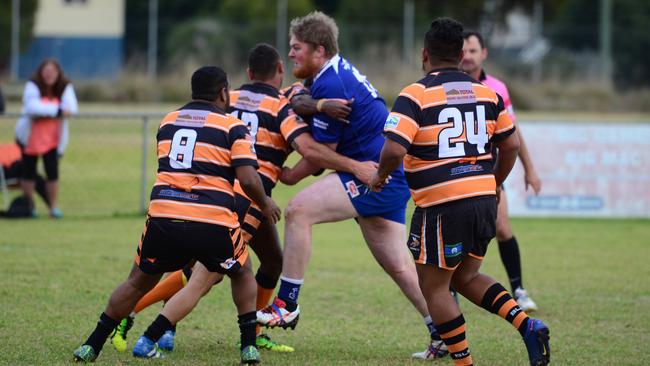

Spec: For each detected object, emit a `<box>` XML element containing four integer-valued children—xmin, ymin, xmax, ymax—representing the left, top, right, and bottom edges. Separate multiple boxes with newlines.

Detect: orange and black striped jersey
<box><xmin>229</xmin><ymin>83</ymin><xmax>310</xmax><ymax>194</ymax></box>
<box><xmin>148</xmin><ymin>101</ymin><xmax>258</xmax><ymax>228</ymax></box>
<box><xmin>280</xmin><ymin>81</ymin><xmax>308</xmax><ymax>100</ymax></box>
<box><xmin>384</xmin><ymin>68</ymin><xmax>515</xmax><ymax>208</ymax></box>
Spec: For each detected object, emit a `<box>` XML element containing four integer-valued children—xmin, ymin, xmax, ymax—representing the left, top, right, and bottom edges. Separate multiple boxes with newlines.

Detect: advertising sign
<box><xmin>504</xmin><ymin>122</ymin><xmax>650</xmax><ymax>218</ymax></box>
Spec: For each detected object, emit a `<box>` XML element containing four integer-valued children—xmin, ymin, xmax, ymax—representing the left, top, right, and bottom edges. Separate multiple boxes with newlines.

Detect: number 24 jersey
<box><xmin>384</xmin><ymin>68</ymin><xmax>515</xmax><ymax>208</ymax></box>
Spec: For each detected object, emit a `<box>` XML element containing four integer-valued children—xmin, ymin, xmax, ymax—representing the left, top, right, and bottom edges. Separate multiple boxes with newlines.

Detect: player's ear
<box><xmin>277</xmin><ymin>60</ymin><xmax>284</xmax><ymax>76</ymax></box>
<box><xmin>421</xmin><ymin>48</ymin><xmax>429</xmax><ymax>65</ymax></box>
<box><xmin>482</xmin><ymin>47</ymin><xmax>488</xmax><ymax>61</ymax></box>
<box><xmin>246</xmin><ymin>68</ymin><xmax>254</xmax><ymax>81</ymax></box>
<box><xmin>316</xmin><ymin>44</ymin><xmax>326</xmax><ymax>58</ymax></box>
<box><xmin>220</xmin><ymin>86</ymin><xmax>229</xmax><ymax>105</ymax></box>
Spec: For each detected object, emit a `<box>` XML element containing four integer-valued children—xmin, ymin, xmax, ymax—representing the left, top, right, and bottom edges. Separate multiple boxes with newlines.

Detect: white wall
<box><xmin>34</xmin><ymin>0</ymin><xmax>125</xmax><ymax>37</ymax></box>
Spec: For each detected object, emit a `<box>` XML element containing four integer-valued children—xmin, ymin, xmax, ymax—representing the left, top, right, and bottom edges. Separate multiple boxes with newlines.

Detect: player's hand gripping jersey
<box><xmin>305</xmin><ymin>55</ymin><xmax>411</xmax><ymax>222</ymax></box>
<box><xmin>384</xmin><ymin>68</ymin><xmax>516</xmax><ymax>208</ymax></box>
<box><xmin>147</xmin><ymin>101</ymin><xmax>258</xmax><ymax>228</ymax></box>
<box><xmin>306</xmin><ymin>55</ymin><xmax>390</xmax><ymax>163</ymax></box>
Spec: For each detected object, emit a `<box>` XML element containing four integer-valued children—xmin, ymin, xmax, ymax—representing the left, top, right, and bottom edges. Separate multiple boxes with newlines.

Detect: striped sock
<box><xmin>437</xmin><ymin>314</ymin><xmax>473</xmax><ymax>366</ymax></box>
<box><xmin>480</xmin><ymin>283</ymin><xmax>530</xmax><ymax>336</ymax></box>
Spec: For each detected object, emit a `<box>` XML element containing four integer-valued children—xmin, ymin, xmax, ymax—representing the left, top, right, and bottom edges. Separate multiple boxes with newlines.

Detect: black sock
<box><xmin>498</xmin><ymin>236</ymin><xmax>523</xmax><ymax>292</ymax></box>
<box><xmin>278</xmin><ymin>296</ymin><xmax>298</xmax><ymax>312</ymax></box>
<box><xmin>255</xmin><ymin>270</ymin><xmax>278</xmax><ymax>290</ymax></box>
<box><xmin>84</xmin><ymin>312</ymin><xmax>119</xmax><ymax>354</ymax></box>
<box><xmin>238</xmin><ymin>312</ymin><xmax>257</xmax><ymax>350</ymax></box>
<box><xmin>143</xmin><ymin>314</ymin><xmax>173</xmax><ymax>342</ymax></box>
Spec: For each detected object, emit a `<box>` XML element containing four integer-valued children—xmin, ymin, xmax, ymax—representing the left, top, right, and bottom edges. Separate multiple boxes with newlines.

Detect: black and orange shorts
<box><xmin>135</xmin><ymin>217</ymin><xmax>248</xmax><ymax>275</ymax></box>
<box><xmin>234</xmin><ymin>192</ymin><xmax>263</xmax><ymax>244</ymax></box>
<box><xmin>407</xmin><ymin>196</ymin><xmax>497</xmax><ymax>270</ymax></box>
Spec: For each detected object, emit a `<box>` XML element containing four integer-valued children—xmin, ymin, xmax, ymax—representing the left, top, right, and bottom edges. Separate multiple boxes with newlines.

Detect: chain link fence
<box><xmin>0</xmin><ymin>112</ymin><xmax>163</xmax><ymax>217</ymax></box>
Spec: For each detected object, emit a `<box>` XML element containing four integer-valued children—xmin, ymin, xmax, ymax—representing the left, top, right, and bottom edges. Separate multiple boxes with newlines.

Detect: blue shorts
<box><xmin>337</xmin><ymin>172</ymin><xmax>410</xmax><ymax>224</ymax></box>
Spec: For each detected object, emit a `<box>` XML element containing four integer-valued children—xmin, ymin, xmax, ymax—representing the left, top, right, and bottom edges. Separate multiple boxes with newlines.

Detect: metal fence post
<box><xmin>140</xmin><ymin>116</ymin><xmax>150</xmax><ymax>214</ymax></box>
<box><xmin>0</xmin><ymin>166</ymin><xmax>8</xmax><ymax>210</ymax></box>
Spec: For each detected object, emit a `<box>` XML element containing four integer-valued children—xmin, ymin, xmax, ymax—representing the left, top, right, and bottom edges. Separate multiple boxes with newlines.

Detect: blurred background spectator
<box><xmin>15</xmin><ymin>58</ymin><xmax>77</xmax><ymax>218</ymax></box>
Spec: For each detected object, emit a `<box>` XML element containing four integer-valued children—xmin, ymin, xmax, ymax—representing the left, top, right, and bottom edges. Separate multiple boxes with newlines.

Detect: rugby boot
<box><xmin>256</xmin><ymin>297</ymin><xmax>300</xmax><ymax>330</ymax></box>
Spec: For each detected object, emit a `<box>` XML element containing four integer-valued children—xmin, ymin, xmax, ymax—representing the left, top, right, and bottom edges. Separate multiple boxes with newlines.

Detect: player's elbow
<box><xmin>238</xmin><ymin>176</ymin><xmax>258</xmax><ymax>193</ymax></box>
<box><xmin>297</xmin><ymin>143</ymin><xmax>319</xmax><ymax>163</ymax></box>
<box><xmin>235</xmin><ymin>166</ymin><xmax>259</xmax><ymax>191</ymax></box>
<box><xmin>497</xmin><ymin>133</ymin><xmax>520</xmax><ymax>154</ymax></box>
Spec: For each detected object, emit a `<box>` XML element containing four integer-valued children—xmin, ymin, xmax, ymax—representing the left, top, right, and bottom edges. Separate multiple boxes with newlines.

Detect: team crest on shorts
<box><xmin>345</xmin><ymin>180</ymin><xmax>360</xmax><ymax>198</ymax></box>
<box><xmin>444</xmin><ymin>242</ymin><xmax>463</xmax><ymax>257</ymax></box>
<box><xmin>408</xmin><ymin>234</ymin><xmax>421</xmax><ymax>250</ymax></box>
<box><xmin>220</xmin><ymin>258</ymin><xmax>238</xmax><ymax>270</ymax></box>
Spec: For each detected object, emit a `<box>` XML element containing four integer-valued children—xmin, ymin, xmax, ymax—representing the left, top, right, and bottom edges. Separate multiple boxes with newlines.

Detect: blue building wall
<box><xmin>19</xmin><ymin>37</ymin><xmax>123</xmax><ymax>80</ymax></box>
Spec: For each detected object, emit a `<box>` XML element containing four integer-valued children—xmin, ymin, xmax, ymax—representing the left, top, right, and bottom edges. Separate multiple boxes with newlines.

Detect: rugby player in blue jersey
<box><xmin>257</xmin><ymin>11</ymin><xmax>447</xmax><ymax>359</ymax></box>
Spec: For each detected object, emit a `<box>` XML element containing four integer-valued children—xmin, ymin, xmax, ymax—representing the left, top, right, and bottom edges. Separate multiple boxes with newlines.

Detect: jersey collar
<box><xmin>314</xmin><ymin>54</ymin><xmax>341</xmax><ymax>82</ymax></box>
<box><xmin>479</xmin><ymin>69</ymin><xmax>487</xmax><ymax>81</ymax></box>
<box><xmin>181</xmin><ymin>100</ymin><xmax>225</xmax><ymax>114</ymax></box>
<box><xmin>240</xmin><ymin>82</ymin><xmax>280</xmax><ymax>98</ymax></box>
<box><xmin>428</xmin><ymin>67</ymin><xmax>460</xmax><ymax>75</ymax></box>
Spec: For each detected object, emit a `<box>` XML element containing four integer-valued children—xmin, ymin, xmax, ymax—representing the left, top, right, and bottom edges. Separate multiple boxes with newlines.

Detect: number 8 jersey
<box><xmin>148</xmin><ymin>101</ymin><xmax>258</xmax><ymax>228</ymax></box>
<box><xmin>384</xmin><ymin>68</ymin><xmax>515</xmax><ymax>208</ymax></box>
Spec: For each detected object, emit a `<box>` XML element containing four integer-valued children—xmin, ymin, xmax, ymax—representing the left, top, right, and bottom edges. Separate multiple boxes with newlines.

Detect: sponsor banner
<box><xmin>504</xmin><ymin>122</ymin><xmax>650</xmax><ymax>218</ymax></box>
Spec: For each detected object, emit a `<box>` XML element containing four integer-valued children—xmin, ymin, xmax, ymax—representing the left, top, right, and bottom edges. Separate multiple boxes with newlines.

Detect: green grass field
<box><xmin>1</xmin><ymin>110</ymin><xmax>649</xmax><ymax>365</ymax></box>
<box><xmin>1</xmin><ymin>201</ymin><xmax>649</xmax><ymax>365</ymax></box>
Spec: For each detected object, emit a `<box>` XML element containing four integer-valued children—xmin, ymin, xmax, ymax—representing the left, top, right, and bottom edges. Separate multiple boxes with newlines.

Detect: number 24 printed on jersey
<box><xmin>438</xmin><ymin>105</ymin><xmax>489</xmax><ymax>158</ymax></box>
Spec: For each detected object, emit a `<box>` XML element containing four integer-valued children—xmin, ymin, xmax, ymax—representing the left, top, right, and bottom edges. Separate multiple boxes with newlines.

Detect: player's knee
<box><xmin>450</xmin><ymin>271</ymin><xmax>477</xmax><ymax>291</ymax></box>
<box><xmin>495</xmin><ymin>217</ymin><xmax>512</xmax><ymax>239</ymax></box>
<box><xmin>495</xmin><ymin>225</ymin><xmax>512</xmax><ymax>241</ymax></box>
<box><xmin>284</xmin><ymin>198</ymin><xmax>311</xmax><ymax>223</ymax></box>
<box><xmin>382</xmin><ymin>259</ymin><xmax>412</xmax><ymax>278</ymax></box>
<box><xmin>125</xmin><ymin>269</ymin><xmax>159</xmax><ymax>295</ymax></box>
<box><xmin>259</xmin><ymin>260</ymin><xmax>282</xmax><ymax>281</ymax></box>
<box><xmin>187</xmin><ymin>275</ymin><xmax>219</xmax><ymax>296</ymax></box>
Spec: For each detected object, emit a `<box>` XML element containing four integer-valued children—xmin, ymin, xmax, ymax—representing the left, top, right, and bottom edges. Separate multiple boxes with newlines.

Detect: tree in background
<box><xmin>0</xmin><ymin>0</ymin><xmax>38</xmax><ymax>72</ymax></box>
<box><xmin>125</xmin><ymin>0</ymin><xmax>313</xmax><ymax>73</ymax></box>
<box><xmin>124</xmin><ymin>0</ymin><xmax>222</xmax><ymax>70</ymax></box>
<box><xmin>164</xmin><ymin>0</ymin><xmax>312</xmax><ymax>71</ymax></box>
<box><xmin>551</xmin><ymin>0</ymin><xmax>650</xmax><ymax>88</ymax></box>
<box><xmin>121</xmin><ymin>0</ymin><xmax>649</xmax><ymax>89</ymax></box>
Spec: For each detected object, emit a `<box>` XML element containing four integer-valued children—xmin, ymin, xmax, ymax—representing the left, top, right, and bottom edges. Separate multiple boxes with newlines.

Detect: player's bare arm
<box><xmin>370</xmin><ymin>139</ymin><xmax>406</xmax><ymax>192</ymax></box>
<box><xmin>279</xmin><ymin>157</ymin><xmax>320</xmax><ymax>185</ymax></box>
<box><xmin>235</xmin><ymin>165</ymin><xmax>281</xmax><ymax>223</ymax></box>
<box><xmin>291</xmin><ymin>93</ymin><xmax>353</xmax><ymax>123</ymax></box>
<box><xmin>513</xmin><ymin>126</ymin><xmax>541</xmax><ymax>194</ymax></box>
<box><xmin>493</xmin><ymin>132</ymin><xmax>520</xmax><ymax>189</ymax></box>
<box><xmin>289</xmin><ymin>134</ymin><xmax>378</xmax><ymax>185</ymax></box>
